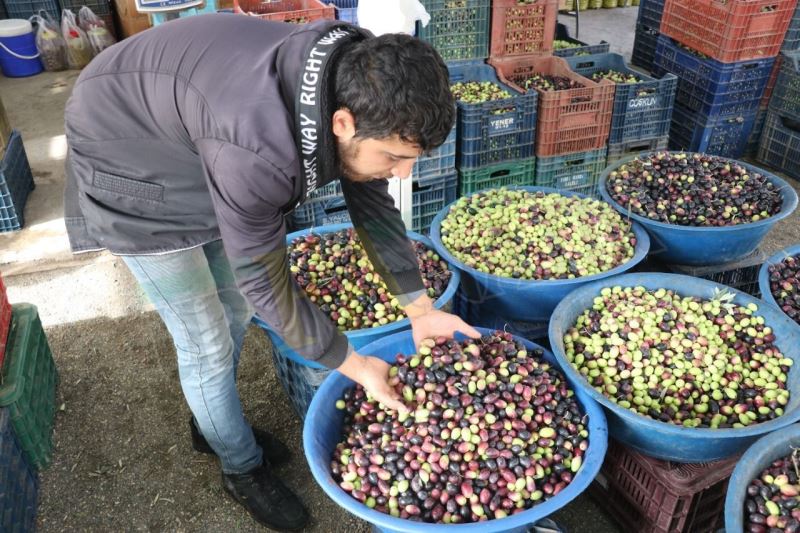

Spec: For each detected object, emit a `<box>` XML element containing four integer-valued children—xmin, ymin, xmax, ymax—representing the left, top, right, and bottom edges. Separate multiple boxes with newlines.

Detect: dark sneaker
<box><xmin>190</xmin><ymin>417</ymin><xmax>291</xmax><ymax>466</ymax></box>
<box><xmin>222</xmin><ymin>464</ymin><xmax>309</xmax><ymax>531</ymax></box>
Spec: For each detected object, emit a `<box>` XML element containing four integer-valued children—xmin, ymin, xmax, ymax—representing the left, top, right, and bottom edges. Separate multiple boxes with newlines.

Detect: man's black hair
<box><xmin>333</xmin><ymin>33</ymin><xmax>455</xmax><ymax>152</ymax></box>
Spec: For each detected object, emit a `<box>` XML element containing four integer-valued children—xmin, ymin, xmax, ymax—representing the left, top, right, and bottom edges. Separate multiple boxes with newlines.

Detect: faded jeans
<box><xmin>121</xmin><ymin>240</ymin><xmax>261</xmax><ymax>474</ymax></box>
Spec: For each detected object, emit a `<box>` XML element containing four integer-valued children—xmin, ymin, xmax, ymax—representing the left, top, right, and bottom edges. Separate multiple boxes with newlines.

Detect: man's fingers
<box><xmin>457</xmin><ymin>320</ymin><xmax>482</xmax><ymax>339</ymax></box>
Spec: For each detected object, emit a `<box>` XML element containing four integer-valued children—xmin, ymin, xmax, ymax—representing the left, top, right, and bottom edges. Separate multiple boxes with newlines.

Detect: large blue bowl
<box><xmin>599</xmin><ymin>152</ymin><xmax>798</xmax><ymax>266</ymax></box>
<box><xmin>758</xmin><ymin>243</ymin><xmax>800</xmax><ymax>322</ymax></box>
<box><xmin>725</xmin><ymin>424</ymin><xmax>800</xmax><ymax>533</ymax></box>
<box><xmin>303</xmin><ymin>327</ymin><xmax>608</xmax><ymax>533</ymax></box>
<box><xmin>253</xmin><ymin>223</ymin><xmax>461</xmax><ymax>369</ymax></box>
<box><xmin>548</xmin><ymin>272</ymin><xmax>800</xmax><ymax>463</ymax></box>
<box><xmin>429</xmin><ymin>186</ymin><xmax>650</xmax><ymax>322</ymax></box>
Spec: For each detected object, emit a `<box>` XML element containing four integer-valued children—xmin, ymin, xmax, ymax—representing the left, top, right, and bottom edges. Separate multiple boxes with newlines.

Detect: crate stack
<box><xmin>650</xmin><ymin>0</ymin><xmax>797</xmax><ymax>159</ymax></box>
<box><xmin>0</xmin><ymin>97</ymin><xmax>35</xmax><ymax>234</ymax></box>
<box><xmin>233</xmin><ymin>0</ymin><xmax>335</xmax><ymax>22</ymax></box>
<box><xmin>757</xmin><ymin>50</ymin><xmax>800</xmax><ymax>181</ymax></box>
<box><xmin>0</xmin><ymin>274</ymin><xmax>58</xmax><ymax>531</ymax></box>
<box><xmin>1</xmin><ymin>0</ymin><xmax>60</xmax><ymax>19</ymax></box>
<box><xmin>565</xmin><ymin>53</ymin><xmax>676</xmax><ymax>165</ymax></box>
<box><xmin>589</xmin><ymin>439</ymin><xmax>739</xmax><ymax>533</ymax></box>
<box><xmin>488</xmin><ymin>53</ymin><xmax>613</xmax><ymax>196</ymax></box>
<box><xmin>327</xmin><ymin>0</ymin><xmax>356</xmax><ymax>24</ymax></box>
<box><xmin>631</xmin><ymin>0</ymin><xmax>664</xmax><ymax>73</ymax></box>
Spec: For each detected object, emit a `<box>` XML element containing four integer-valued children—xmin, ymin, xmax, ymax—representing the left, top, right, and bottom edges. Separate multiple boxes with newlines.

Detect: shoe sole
<box><xmin>222</xmin><ymin>483</ymin><xmax>308</xmax><ymax>532</ymax></box>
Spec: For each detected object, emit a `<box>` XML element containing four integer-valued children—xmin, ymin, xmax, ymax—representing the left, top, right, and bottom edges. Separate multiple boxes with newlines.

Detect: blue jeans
<box><xmin>121</xmin><ymin>240</ymin><xmax>261</xmax><ymax>474</ymax></box>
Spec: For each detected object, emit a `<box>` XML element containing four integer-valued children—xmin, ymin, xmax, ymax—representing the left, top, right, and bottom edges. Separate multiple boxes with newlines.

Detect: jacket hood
<box><xmin>275</xmin><ymin>21</ymin><xmax>373</xmax><ymax>206</ymax></box>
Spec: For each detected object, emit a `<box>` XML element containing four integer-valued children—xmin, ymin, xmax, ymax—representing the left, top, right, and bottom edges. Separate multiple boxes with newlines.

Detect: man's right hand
<box><xmin>337</xmin><ymin>352</ymin><xmax>409</xmax><ymax>414</ymax></box>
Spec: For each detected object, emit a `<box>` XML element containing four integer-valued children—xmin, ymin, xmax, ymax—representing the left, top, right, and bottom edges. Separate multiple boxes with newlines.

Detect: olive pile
<box><xmin>606</xmin><ymin>152</ymin><xmax>783</xmax><ymax>227</ymax></box>
<box><xmin>439</xmin><ymin>188</ymin><xmax>637</xmax><ymax>280</ymax></box>
<box><xmin>553</xmin><ymin>40</ymin><xmax>580</xmax><ymax>50</ymax></box>
<box><xmin>331</xmin><ymin>331</ymin><xmax>590</xmax><ymax>524</ymax></box>
<box><xmin>564</xmin><ymin>286</ymin><xmax>792</xmax><ymax>428</ymax></box>
<box><xmin>590</xmin><ymin>69</ymin><xmax>641</xmax><ymax>84</ymax></box>
<box><xmin>521</xmin><ymin>74</ymin><xmax>584</xmax><ymax>92</ymax></box>
<box><xmin>744</xmin><ymin>450</ymin><xmax>800</xmax><ymax>532</ymax></box>
<box><xmin>288</xmin><ymin>229</ymin><xmax>451</xmax><ymax>331</ymax></box>
<box><xmin>450</xmin><ymin>81</ymin><xmax>515</xmax><ymax>116</ymax></box>
<box><xmin>768</xmin><ymin>254</ymin><xmax>800</xmax><ymax>325</ymax></box>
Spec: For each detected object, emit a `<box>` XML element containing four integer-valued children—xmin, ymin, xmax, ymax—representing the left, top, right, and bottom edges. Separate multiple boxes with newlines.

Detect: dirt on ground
<box><xmin>36</xmin><ymin>312</ymin><xmax>619</xmax><ymax>533</ymax></box>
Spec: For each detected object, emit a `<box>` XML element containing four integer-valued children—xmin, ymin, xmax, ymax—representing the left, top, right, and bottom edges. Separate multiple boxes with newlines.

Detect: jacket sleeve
<box><xmin>200</xmin><ymin>141</ymin><xmax>351</xmax><ymax>369</ymax></box>
<box><xmin>340</xmin><ymin>177</ymin><xmax>426</xmax><ymax>306</ymax></box>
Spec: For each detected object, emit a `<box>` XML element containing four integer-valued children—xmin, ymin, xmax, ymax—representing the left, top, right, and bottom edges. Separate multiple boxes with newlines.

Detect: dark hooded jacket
<box><xmin>63</xmin><ymin>14</ymin><xmax>425</xmax><ymax>368</ymax></box>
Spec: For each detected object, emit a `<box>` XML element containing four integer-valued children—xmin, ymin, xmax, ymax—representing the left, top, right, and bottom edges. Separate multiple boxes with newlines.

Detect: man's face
<box><xmin>337</xmin><ymin>135</ymin><xmax>422</xmax><ymax>183</ymax></box>
<box><xmin>332</xmin><ymin>108</ymin><xmax>423</xmax><ymax>182</ymax></box>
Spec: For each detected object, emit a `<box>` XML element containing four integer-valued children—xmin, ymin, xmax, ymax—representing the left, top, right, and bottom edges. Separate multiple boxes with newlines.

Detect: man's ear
<box><xmin>332</xmin><ymin>108</ymin><xmax>357</xmax><ymax>141</ymax></box>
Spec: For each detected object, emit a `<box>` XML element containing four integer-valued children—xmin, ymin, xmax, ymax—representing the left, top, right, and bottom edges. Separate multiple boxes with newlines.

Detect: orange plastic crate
<box><xmin>659</xmin><ymin>0</ymin><xmax>798</xmax><ymax>63</ymax></box>
<box><xmin>489</xmin><ymin>0</ymin><xmax>558</xmax><ymax>59</ymax></box>
<box><xmin>234</xmin><ymin>0</ymin><xmax>335</xmax><ymax>22</ymax></box>
<box><xmin>490</xmin><ymin>55</ymin><xmax>613</xmax><ymax>157</ymax></box>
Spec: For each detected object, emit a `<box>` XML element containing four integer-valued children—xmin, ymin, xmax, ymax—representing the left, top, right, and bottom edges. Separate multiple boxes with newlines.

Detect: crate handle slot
<box><xmin>564</xmin><ymin>158</ymin><xmax>586</xmax><ymax>167</ymax></box>
<box><xmin>626</xmin><ymin>141</ymin><xmax>657</xmax><ymax>152</ymax></box>
<box><xmin>574</xmin><ymin>61</ymin><xmax>597</xmax><ymax>70</ymax></box>
<box><xmin>780</xmin><ymin>115</ymin><xmax>800</xmax><ymax>134</ymax></box>
<box><xmin>741</xmin><ymin>62</ymin><xmax>762</xmax><ymax>71</ymax></box>
<box><xmin>489</xmin><ymin>168</ymin><xmax>512</xmax><ymax>179</ymax></box>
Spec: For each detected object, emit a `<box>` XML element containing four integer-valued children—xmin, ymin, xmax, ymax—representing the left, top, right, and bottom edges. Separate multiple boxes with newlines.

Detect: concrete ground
<box><xmin>0</xmin><ymin>7</ymin><xmax>795</xmax><ymax>532</ymax></box>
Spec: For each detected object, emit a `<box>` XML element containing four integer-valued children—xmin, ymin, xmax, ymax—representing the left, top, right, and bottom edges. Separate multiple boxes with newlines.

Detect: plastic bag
<box><xmin>357</xmin><ymin>0</ymin><xmax>429</xmax><ymax>36</ymax></box>
<box><xmin>31</xmin><ymin>14</ymin><xmax>68</xmax><ymax>71</ymax></box>
<box><xmin>61</xmin><ymin>9</ymin><xmax>93</xmax><ymax>69</ymax></box>
<box><xmin>78</xmin><ymin>6</ymin><xmax>116</xmax><ymax>55</ymax></box>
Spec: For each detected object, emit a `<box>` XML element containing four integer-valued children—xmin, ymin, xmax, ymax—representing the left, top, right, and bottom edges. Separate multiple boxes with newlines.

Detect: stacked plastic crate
<box><xmin>327</xmin><ymin>0</ymin><xmax>357</xmax><ymax>24</ymax></box>
<box><xmin>0</xmin><ymin>96</ymin><xmax>35</xmax><ymax>233</ymax></box>
<box><xmin>651</xmin><ymin>0</ymin><xmax>797</xmax><ymax>159</ymax></box>
<box><xmin>630</xmin><ymin>0</ymin><xmax>664</xmax><ymax>73</ymax></box>
<box><xmin>2</xmin><ymin>0</ymin><xmax>60</xmax><ymax>19</ymax></box>
<box><xmin>0</xmin><ymin>275</ymin><xmax>58</xmax><ymax>530</ymax></box>
<box><xmin>489</xmin><ymin>53</ymin><xmax>613</xmax><ymax>196</ymax></box>
<box><xmin>565</xmin><ymin>52</ymin><xmax>676</xmax><ymax>165</ymax></box>
<box><xmin>757</xmin><ymin>49</ymin><xmax>800</xmax><ymax>181</ymax></box>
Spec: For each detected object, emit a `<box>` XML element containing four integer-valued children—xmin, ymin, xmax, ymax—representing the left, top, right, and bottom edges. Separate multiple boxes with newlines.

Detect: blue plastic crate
<box><xmin>448</xmin><ymin>61</ymin><xmax>537</xmax><ymax>169</ymax></box>
<box><xmin>631</xmin><ymin>24</ymin><xmax>659</xmax><ymax>74</ymax></box>
<box><xmin>0</xmin><ymin>2</ymin><xmax>7</xmax><ymax>18</ymax></box>
<box><xmin>289</xmin><ymin>181</ymin><xmax>350</xmax><ymax>230</ymax></box>
<box><xmin>653</xmin><ymin>35</ymin><xmax>774</xmax><ymax>121</ymax></box>
<box><xmin>769</xmin><ymin>51</ymin><xmax>800</xmax><ymax>122</ymax></box>
<box><xmin>533</xmin><ymin>148</ymin><xmax>606</xmax><ymax>196</ymax></box>
<box><xmin>412</xmin><ymin>171</ymin><xmax>456</xmax><ymax>234</ymax></box>
<box><xmin>566</xmin><ymin>52</ymin><xmax>677</xmax><ymax>144</ymax></box>
<box><xmin>2</xmin><ymin>0</ymin><xmax>59</xmax><ymax>19</ymax></box>
<box><xmin>327</xmin><ymin>0</ymin><xmax>355</xmax><ymax>6</ymax></box>
<box><xmin>0</xmin><ymin>131</ymin><xmax>34</xmax><ymax>233</ymax></box>
<box><xmin>669</xmin><ymin>103</ymin><xmax>758</xmax><ymax>159</ymax></box>
<box><xmin>0</xmin><ymin>408</ymin><xmax>38</xmax><ymax>533</ymax></box>
<box><xmin>335</xmin><ymin>6</ymin><xmax>357</xmax><ymax>23</ymax></box>
<box><xmin>269</xmin><ymin>343</ymin><xmax>330</xmax><ymax>419</ymax></box>
<box><xmin>636</xmin><ymin>0</ymin><xmax>665</xmax><ymax>30</ymax></box>
<box><xmin>452</xmin><ymin>288</ymin><xmax>548</xmax><ymax>343</ymax></box>
<box><xmin>782</xmin><ymin>2</ymin><xmax>800</xmax><ymax>52</ymax></box>
<box><xmin>412</xmin><ymin>123</ymin><xmax>455</xmax><ymax>180</ymax></box>
<box><xmin>756</xmin><ymin>110</ymin><xmax>800</xmax><ymax>181</ymax></box>
<box><xmin>417</xmin><ymin>0</ymin><xmax>490</xmax><ymax>63</ymax></box>
<box><xmin>606</xmin><ymin>135</ymin><xmax>668</xmax><ymax>166</ymax></box>
<box><xmin>745</xmin><ymin>105</ymin><xmax>769</xmax><ymax>157</ymax></box>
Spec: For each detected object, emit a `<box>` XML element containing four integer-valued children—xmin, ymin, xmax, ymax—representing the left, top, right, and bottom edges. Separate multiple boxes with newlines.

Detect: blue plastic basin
<box><xmin>429</xmin><ymin>186</ymin><xmax>651</xmax><ymax>322</ymax></box>
<box><xmin>725</xmin><ymin>423</ymin><xmax>800</xmax><ymax>533</ymax></box>
<box><xmin>599</xmin><ymin>152</ymin><xmax>799</xmax><ymax>266</ymax></box>
<box><xmin>758</xmin><ymin>243</ymin><xmax>800</xmax><ymax>322</ymax></box>
<box><xmin>303</xmin><ymin>327</ymin><xmax>608</xmax><ymax>533</ymax></box>
<box><xmin>252</xmin><ymin>223</ymin><xmax>461</xmax><ymax>369</ymax></box>
<box><xmin>548</xmin><ymin>272</ymin><xmax>800</xmax><ymax>463</ymax></box>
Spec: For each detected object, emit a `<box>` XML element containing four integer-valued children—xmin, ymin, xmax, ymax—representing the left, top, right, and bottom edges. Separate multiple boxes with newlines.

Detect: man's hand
<box><xmin>410</xmin><ymin>308</ymin><xmax>481</xmax><ymax>349</ymax></box>
<box><xmin>337</xmin><ymin>352</ymin><xmax>409</xmax><ymax>414</ymax></box>
<box><xmin>404</xmin><ymin>293</ymin><xmax>481</xmax><ymax>349</ymax></box>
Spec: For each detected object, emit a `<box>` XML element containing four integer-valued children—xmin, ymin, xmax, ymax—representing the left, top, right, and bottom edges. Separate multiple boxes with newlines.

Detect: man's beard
<box><xmin>337</xmin><ymin>139</ymin><xmax>389</xmax><ymax>182</ymax></box>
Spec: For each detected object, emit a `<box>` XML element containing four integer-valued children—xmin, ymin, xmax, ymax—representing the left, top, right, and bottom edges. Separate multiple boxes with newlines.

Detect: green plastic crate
<box><xmin>416</xmin><ymin>0</ymin><xmax>490</xmax><ymax>62</ymax></box>
<box><xmin>533</xmin><ymin>148</ymin><xmax>606</xmax><ymax>196</ymax></box>
<box><xmin>0</xmin><ymin>304</ymin><xmax>57</xmax><ymax>470</ymax></box>
<box><xmin>457</xmin><ymin>157</ymin><xmax>535</xmax><ymax>196</ymax></box>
